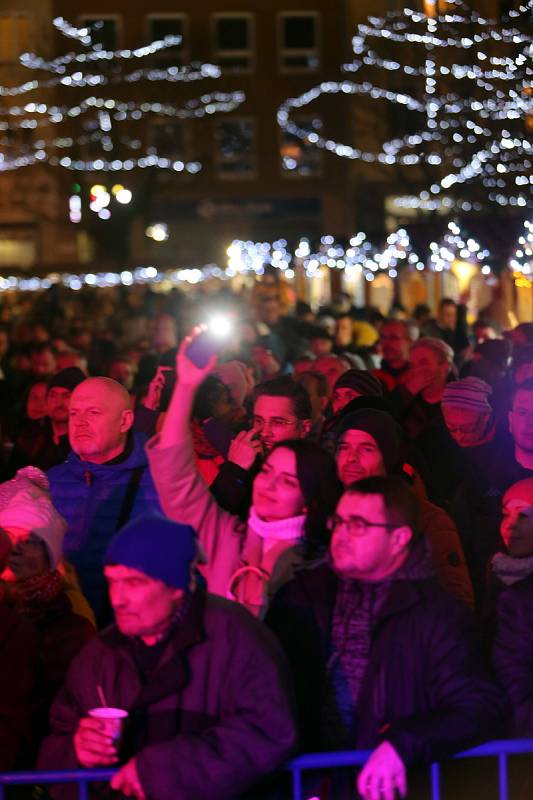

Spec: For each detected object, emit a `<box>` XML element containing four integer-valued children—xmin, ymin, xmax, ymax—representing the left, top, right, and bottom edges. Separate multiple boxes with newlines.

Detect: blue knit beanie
<box><xmin>104</xmin><ymin>514</ymin><xmax>197</xmax><ymax>589</ymax></box>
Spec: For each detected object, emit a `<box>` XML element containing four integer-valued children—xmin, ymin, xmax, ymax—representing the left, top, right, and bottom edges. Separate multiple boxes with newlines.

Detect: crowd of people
<box><xmin>0</xmin><ymin>274</ymin><xmax>532</xmax><ymax>799</ymax></box>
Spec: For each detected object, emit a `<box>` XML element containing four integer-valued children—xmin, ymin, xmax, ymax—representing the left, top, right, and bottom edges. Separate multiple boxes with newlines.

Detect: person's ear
<box><xmin>119</xmin><ymin>408</ymin><xmax>135</xmax><ymax>433</ymax></box>
<box><xmin>302</xmin><ymin>419</ymin><xmax>312</xmax><ymax>437</ymax></box>
<box><xmin>508</xmin><ymin>410</ymin><xmax>514</xmax><ymax>434</ymax></box>
<box><xmin>391</xmin><ymin>525</ymin><xmax>412</xmax><ymax>554</ymax></box>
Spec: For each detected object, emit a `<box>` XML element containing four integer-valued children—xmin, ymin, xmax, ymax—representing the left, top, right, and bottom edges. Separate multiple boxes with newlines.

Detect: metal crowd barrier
<box><xmin>1</xmin><ymin>740</ymin><xmax>533</xmax><ymax>800</ymax></box>
<box><xmin>288</xmin><ymin>740</ymin><xmax>533</xmax><ymax>800</ymax></box>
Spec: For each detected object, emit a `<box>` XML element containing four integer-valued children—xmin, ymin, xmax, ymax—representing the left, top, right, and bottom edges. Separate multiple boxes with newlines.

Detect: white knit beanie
<box><xmin>0</xmin><ymin>467</ymin><xmax>67</xmax><ymax>569</ymax></box>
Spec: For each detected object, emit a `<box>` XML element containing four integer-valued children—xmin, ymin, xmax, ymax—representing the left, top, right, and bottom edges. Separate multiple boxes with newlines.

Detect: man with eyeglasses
<box><xmin>334</xmin><ymin>409</ymin><xmax>473</xmax><ymax>607</ymax></box>
<box><xmin>209</xmin><ymin>375</ymin><xmax>312</xmax><ymax>516</ymax></box>
<box><xmin>266</xmin><ymin>475</ymin><xmax>502</xmax><ymax>800</ymax></box>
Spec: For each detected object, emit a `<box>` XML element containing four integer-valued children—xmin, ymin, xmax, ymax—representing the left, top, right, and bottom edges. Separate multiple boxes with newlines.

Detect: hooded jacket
<box><xmin>265</xmin><ymin>541</ymin><xmax>503</xmax><ymax>765</ymax></box>
<box><xmin>47</xmin><ymin>433</ymin><xmax>161</xmax><ymax>617</ymax></box>
<box><xmin>493</xmin><ymin>573</ymin><xmax>533</xmax><ymax>736</ymax></box>
<box><xmin>38</xmin><ymin>591</ymin><xmax>296</xmax><ymax>800</ymax></box>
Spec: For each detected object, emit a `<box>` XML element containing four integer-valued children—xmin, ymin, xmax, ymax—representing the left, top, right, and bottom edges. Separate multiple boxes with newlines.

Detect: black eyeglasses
<box><xmin>327</xmin><ymin>514</ymin><xmax>397</xmax><ymax>537</ymax></box>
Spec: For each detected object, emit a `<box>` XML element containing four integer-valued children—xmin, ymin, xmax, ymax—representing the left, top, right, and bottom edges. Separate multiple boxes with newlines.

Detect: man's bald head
<box><xmin>73</xmin><ymin>377</ymin><xmax>131</xmax><ymax>411</ymax></box>
<box><xmin>69</xmin><ymin>377</ymin><xmax>134</xmax><ymax>464</ymax></box>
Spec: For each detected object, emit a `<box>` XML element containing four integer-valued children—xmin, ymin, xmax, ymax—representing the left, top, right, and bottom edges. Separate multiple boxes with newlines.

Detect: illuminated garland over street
<box><xmin>227</xmin><ymin>229</ymin><xmax>425</xmax><ymax>282</ymax></box>
<box><xmin>278</xmin><ymin>1</ymin><xmax>532</xmax><ymax>208</ymax></box>
<box><xmin>428</xmin><ymin>220</ymin><xmax>491</xmax><ymax>273</ymax></box>
<box><xmin>0</xmin><ymin>222</ymin><xmax>503</xmax><ymax>292</ymax></box>
<box><xmin>509</xmin><ymin>219</ymin><xmax>533</xmax><ymax>278</ymax></box>
<box><xmin>0</xmin><ymin>17</ymin><xmax>244</xmax><ymax>172</ymax></box>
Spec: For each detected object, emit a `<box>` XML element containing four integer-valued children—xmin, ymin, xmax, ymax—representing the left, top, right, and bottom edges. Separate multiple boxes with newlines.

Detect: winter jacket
<box><xmin>0</xmin><ymin>601</ymin><xmax>38</xmax><ymax>769</ymax></box>
<box><xmin>38</xmin><ymin>591</ymin><xmax>297</xmax><ymax>800</ymax></box>
<box><xmin>265</xmin><ymin>550</ymin><xmax>503</xmax><ymax>766</ymax></box>
<box><xmin>452</xmin><ymin>436</ymin><xmax>532</xmax><ymax>607</ymax></box>
<box><xmin>47</xmin><ymin>433</ymin><xmax>161</xmax><ymax>618</ymax></box>
<box><xmin>493</xmin><ymin>573</ymin><xmax>533</xmax><ymax>736</ymax></box>
<box><xmin>419</xmin><ymin>498</ymin><xmax>474</xmax><ymax>607</ymax></box>
<box><xmin>146</xmin><ymin>435</ymin><xmax>307</xmax><ymax>616</ymax></box>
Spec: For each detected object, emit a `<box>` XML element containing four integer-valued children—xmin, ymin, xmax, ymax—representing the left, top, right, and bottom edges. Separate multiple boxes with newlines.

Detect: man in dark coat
<box><xmin>266</xmin><ymin>476</ymin><xmax>502</xmax><ymax>800</ymax></box>
<box><xmin>47</xmin><ymin>377</ymin><xmax>162</xmax><ymax>619</ymax></box>
<box><xmin>452</xmin><ymin>379</ymin><xmax>533</xmax><ymax>607</ymax></box>
<box><xmin>5</xmin><ymin>367</ymin><xmax>85</xmax><ymax>477</ymax></box>
<box><xmin>39</xmin><ymin>514</ymin><xmax>296</xmax><ymax>800</ymax></box>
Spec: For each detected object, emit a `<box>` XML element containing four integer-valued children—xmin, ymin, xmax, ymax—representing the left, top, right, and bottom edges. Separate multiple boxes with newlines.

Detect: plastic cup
<box><xmin>88</xmin><ymin>707</ymin><xmax>128</xmax><ymax>745</ymax></box>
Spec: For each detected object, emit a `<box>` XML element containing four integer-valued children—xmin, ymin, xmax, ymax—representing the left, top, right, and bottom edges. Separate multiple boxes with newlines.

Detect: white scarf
<box><xmin>247</xmin><ymin>506</ymin><xmax>306</xmax><ymax>541</ymax></box>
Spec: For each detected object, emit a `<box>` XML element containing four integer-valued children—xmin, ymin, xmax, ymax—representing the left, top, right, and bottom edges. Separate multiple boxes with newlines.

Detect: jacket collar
<box><xmin>65</xmin><ymin>432</ymin><xmax>149</xmax><ymax>475</ymax></box>
<box><xmin>100</xmin><ymin>590</ymin><xmax>206</xmax><ymax>710</ymax></box>
<box><xmin>298</xmin><ymin>542</ymin><xmax>434</xmax><ymax>630</ymax></box>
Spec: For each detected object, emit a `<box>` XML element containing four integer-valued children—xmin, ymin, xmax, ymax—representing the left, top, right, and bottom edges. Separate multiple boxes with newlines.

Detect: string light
<box><xmin>0</xmin><ymin>17</ymin><xmax>245</xmax><ymax>172</ymax></box>
<box><xmin>278</xmin><ymin>0</ymin><xmax>532</xmax><ymax>208</ymax></box>
<box><xmin>0</xmin><ymin>222</ymin><xmax>503</xmax><ymax>293</ymax></box>
<box><xmin>228</xmin><ymin>229</ymin><xmax>425</xmax><ymax>282</ymax></box>
<box><xmin>428</xmin><ymin>220</ymin><xmax>491</xmax><ymax>272</ymax></box>
<box><xmin>509</xmin><ymin>219</ymin><xmax>533</xmax><ymax>277</ymax></box>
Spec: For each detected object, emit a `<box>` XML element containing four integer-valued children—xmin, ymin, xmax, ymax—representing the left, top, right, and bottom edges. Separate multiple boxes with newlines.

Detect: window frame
<box><xmin>78</xmin><ymin>14</ymin><xmax>123</xmax><ymax>50</ymax></box>
<box><xmin>214</xmin><ymin>116</ymin><xmax>257</xmax><ymax>181</ymax></box>
<box><xmin>278</xmin><ymin>11</ymin><xmax>321</xmax><ymax>74</ymax></box>
<box><xmin>211</xmin><ymin>13</ymin><xmax>255</xmax><ymax>74</ymax></box>
<box><xmin>148</xmin><ymin>117</ymin><xmax>190</xmax><ymax>165</ymax></box>
<box><xmin>145</xmin><ymin>14</ymin><xmax>189</xmax><ymax>63</ymax></box>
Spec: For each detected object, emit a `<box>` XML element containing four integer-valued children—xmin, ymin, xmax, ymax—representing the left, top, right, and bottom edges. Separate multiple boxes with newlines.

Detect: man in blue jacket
<box><xmin>47</xmin><ymin>377</ymin><xmax>161</xmax><ymax>620</ymax></box>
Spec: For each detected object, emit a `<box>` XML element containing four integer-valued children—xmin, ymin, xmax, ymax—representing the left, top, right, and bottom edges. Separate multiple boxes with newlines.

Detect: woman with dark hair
<box><xmin>147</xmin><ymin>330</ymin><xmax>341</xmax><ymax>618</ymax></box>
<box><xmin>266</xmin><ymin>438</ymin><xmax>342</xmax><ymax>558</ymax></box>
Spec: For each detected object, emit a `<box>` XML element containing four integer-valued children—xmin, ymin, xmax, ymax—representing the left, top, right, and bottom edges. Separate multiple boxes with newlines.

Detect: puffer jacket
<box><xmin>146</xmin><ymin>434</ymin><xmax>307</xmax><ymax>618</ymax></box>
<box><xmin>266</xmin><ymin>549</ymin><xmax>504</xmax><ymax>764</ymax></box>
<box><xmin>47</xmin><ymin>433</ymin><xmax>161</xmax><ymax>618</ymax></box>
<box><xmin>38</xmin><ymin>591</ymin><xmax>297</xmax><ymax>800</ymax></box>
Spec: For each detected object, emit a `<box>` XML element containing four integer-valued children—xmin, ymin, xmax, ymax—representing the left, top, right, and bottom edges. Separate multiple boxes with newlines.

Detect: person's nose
<box><xmin>110</xmin><ymin>583</ymin><xmax>127</xmax><ymax>609</ymax></box>
<box><xmin>346</xmin><ymin>447</ymin><xmax>361</xmax><ymax>463</ymax></box>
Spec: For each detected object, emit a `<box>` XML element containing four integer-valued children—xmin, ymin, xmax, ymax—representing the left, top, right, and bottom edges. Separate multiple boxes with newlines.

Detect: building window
<box><xmin>0</xmin><ymin>14</ymin><xmax>32</xmax><ymax>62</ymax></box>
<box><xmin>215</xmin><ymin>119</ymin><xmax>255</xmax><ymax>178</ymax></box>
<box><xmin>279</xmin><ymin>13</ymin><xmax>320</xmax><ymax>72</ymax></box>
<box><xmin>79</xmin><ymin>17</ymin><xmax>120</xmax><ymax>50</ymax></box>
<box><xmin>213</xmin><ymin>14</ymin><xmax>254</xmax><ymax>72</ymax></box>
<box><xmin>149</xmin><ymin>120</ymin><xmax>188</xmax><ymax>163</ymax></box>
<box><xmin>146</xmin><ymin>15</ymin><xmax>188</xmax><ymax>62</ymax></box>
<box><xmin>281</xmin><ymin>117</ymin><xmax>322</xmax><ymax>177</ymax></box>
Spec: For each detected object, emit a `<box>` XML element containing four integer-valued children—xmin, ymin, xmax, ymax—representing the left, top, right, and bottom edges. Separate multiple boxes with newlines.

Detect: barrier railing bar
<box><xmin>291</xmin><ymin>766</ymin><xmax>303</xmax><ymax>800</ymax></box>
<box><xmin>430</xmin><ymin>762</ymin><xmax>441</xmax><ymax>800</ymax></box>
<box><xmin>498</xmin><ymin>753</ymin><xmax>508</xmax><ymax>800</ymax></box>
<box><xmin>0</xmin><ymin>770</ymin><xmax>116</xmax><ymax>785</ymax></box>
<box><xmin>1</xmin><ymin>742</ymin><xmax>533</xmax><ymax>799</ymax></box>
<box><xmin>452</xmin><ymin>739</ymin><xmax>533</xmax><ymax>758</ymax></box>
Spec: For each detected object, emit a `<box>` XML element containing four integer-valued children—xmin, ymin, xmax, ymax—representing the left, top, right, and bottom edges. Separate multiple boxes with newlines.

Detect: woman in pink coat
<box><xmin>147</xmin><ymin>329</ymin><xmax>341</xmax><ymax>618</ymax></box>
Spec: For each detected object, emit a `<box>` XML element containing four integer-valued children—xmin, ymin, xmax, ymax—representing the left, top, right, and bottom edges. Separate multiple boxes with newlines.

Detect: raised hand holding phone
<box><xmin>176</xmin><ymin>326</ymin><xmax>219</xmax><ymax>388</ymax></box>
<box><xmin>161</xmin><ymin>320</ymin><xmax>232</xmax><ymax>448</ymax></box>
